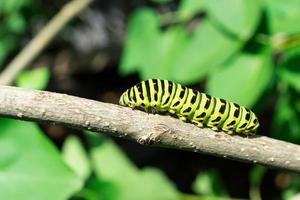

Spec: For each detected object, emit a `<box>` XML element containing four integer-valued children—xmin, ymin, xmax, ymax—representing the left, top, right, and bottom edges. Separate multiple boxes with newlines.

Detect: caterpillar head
<box><xmin>119</xmin><ymin>90</ymin><xmax>128</xmax><ymax>106</ymax></box>
<box><xmin>119</xmin><ymin>89</ymin><xmax>136</xmax><ymax>109</ymax></box>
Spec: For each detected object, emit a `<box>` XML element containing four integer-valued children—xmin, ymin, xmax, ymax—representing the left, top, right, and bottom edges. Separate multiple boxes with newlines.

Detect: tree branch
<box><xmin>0</xmin><ymin>0</ymin><xmax>94</xmax><ymax>85</ymax></box>
<box><xmin>0</xmin><ymin>85</ymin><xmax>300</xmax><ymax>173</ymax></box>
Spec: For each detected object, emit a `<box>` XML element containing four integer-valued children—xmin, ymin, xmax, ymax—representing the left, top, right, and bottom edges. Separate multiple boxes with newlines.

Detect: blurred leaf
<box><xmin>282</xmin><ymin>173</ymin><xmax>300</xmax><ymax>200</ymax></box>
<box><xmin>0</xmin><ymin>0</ymin><xmax>30</xmax><ymax>13</ymax></box>
<box><xmin>16</xmin><ymin>67</ymin><xmax>50</xmax><ymax>90</ymax></box>
<box><xmin>270</xmin><ymin>33</ymin><xmax>300</xmax><ymax>51</ymax></box>
<box><xmin>272</xmin><ymin>91</ymin><xmax>300</xmax><ymax>142</ymax></box>
<box><xmin>249</xmin><ymin>166</ymin><xmax>266</xmax><ymax>200</ymax></box>
<box><xmin>0</xmin><ymin>119</ymin><xmax>83</xmax><ymax>200</ymax></box>
<box><xmin>278</xmin><ymin>68</ymin><xmax>300</xmax><ymax>92</ymax></box>
<box><xmin>62</xmin><ymin>135</ymin><xmax>91</xmax><ymax>181</ymax></box>
<box><xmin>275</xmin><ymin>46</ymin><xmax>300</xmax><ymax>143</ymax></box>
<box><xmin>121</xmin><ymin>8</ymin><xmax>242</xmax><ymax>84</ymax></box>
<box><xmin>265</xmin><ymin>0</ymin><xmax>300</xmax><ymax>34</ymax></box>
<box><xmin>203</xmin><ymin>0</ymin><xmax>261</xmax><ymax>40</ymax></box>
<box><xmin>6</xmin><ymin>13</ymin><xmax>26</xmax><ymax>33</ymax></box>
<box><xmin>120</xmin><ymin>8</ymin><xmax>161</xmax><ymax>76</ymax></box>
<box><xmin>171</xmin><ymin>19</ymin><xmax>242</xmax><ymax>83</ymax></box>
<box><xmin>75</xmin><ymin>178</ymin><xmax>119</xmax><ymax>200</ymax></box>
<box><xmin>289</xmin><ymin>194</ymin><xmax>300</xmax><ymax>200</ymax></box>
<box><xmin>0</xmin><ymin>36</ymin><xmax>17</xmax><ymax>66</ymax></box>
<box><xmin>139</xmin><ymin>167</ymin><xmax>181</xmax><ymax>199</ymax></box>
<box><xmin>0</xmin><ymin>0</ymin><xmax>33</xmax><ymax>68</ymax></box>
<box><xmin>89</xmin><ymin>135</ymin><xmax>138</xmax><ymax>179</ymax></box>
<box><xmin>177</xmin><ymin>0</ymin><xmax>205</xmax><ymax>21</ymax></box>
<box><xmin>141</xmin><ymin>25</ymin><xmax>189</xmax><ymax>81</ymax></box>
<box><xmin>88</xmin><ymin>134</ymin><xmax>181</xmax><ymax>200</ymax></box>
<box><xmin>120</xmin><ymin>9</ymin><xmax>189</xmax><ymax>81</ymax></box>
<box><xmin>250</xmin><ymin>166</ymin><xmax>266</xmax><ymax>185</ymax></box>
<box><xmin>192</xmin><ymin>170</ymin><xmax>228</xmax><ymax>197</ymax></box>
<box><xmin>278</xmin><ymin>46</ymin><xmax>300</xmax><ymax>92</ymax></box>
<box><xmin>207</xmin><ymin>51</ymin><xmax>273</xmax><ymax>108</ymax></box>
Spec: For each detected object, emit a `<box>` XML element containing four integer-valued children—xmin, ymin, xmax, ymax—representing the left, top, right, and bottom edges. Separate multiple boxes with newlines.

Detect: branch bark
<box><xmin>0</xmin><ymin>0</ymin><xmax>94</xmax><ymax>85</ymax></box>
<box><xmin>0</xmin><ymin>85</ymin><xmax>300</xmax><ymax>173</ymax></box>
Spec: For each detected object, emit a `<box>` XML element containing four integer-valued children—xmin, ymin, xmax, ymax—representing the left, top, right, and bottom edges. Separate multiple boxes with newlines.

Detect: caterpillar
<box><xmin>119</xmin><ymin>79</ymin><xmax>259</xmax><ymax>136</ymax></box>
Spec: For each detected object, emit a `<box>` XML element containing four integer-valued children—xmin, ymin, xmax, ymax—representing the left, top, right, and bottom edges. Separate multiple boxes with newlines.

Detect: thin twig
<box><xmin>0</xmin><ymin>0</ymin><xmax>94</xmax><ymax>85</ymax></box>
<box><xmin>0</xmin><ymin>85</ymin><xmax>300</xmax><ymax>173</ymax></box>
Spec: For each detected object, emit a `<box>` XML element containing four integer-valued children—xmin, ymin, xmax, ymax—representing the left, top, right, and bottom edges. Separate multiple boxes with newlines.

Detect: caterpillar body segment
<box><xmin>119</xmin><ymin>79</ymin><xmax>259</xmax><ymax>136</ymax></box>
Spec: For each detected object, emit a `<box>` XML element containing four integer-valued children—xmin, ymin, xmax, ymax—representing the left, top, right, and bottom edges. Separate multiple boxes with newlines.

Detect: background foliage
<box><xmin>0</xmin><ymin>0</ymin><xmax>300</xmax><ymax>199</ymax></box>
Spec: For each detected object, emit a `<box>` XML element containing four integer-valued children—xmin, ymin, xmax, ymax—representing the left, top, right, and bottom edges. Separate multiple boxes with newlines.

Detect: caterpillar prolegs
<box><xmin>119</xmin><ymin>79</ymin><xmax>259</xmax><ymax>136</ymax></box>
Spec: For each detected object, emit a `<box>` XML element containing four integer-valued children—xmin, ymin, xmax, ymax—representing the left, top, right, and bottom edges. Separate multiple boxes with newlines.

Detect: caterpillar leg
<box><xmin>192</xmin><ymin>121</ymin><xmax>204</xmax><ymax>128</ymax></box>
<box><xmin>169</xmin><ymin>109</ymin><xmax>176</xmax><ymax>114</ymax></box>
<box><xmin>129</xmin><ymin>105</ymin><xmax>136</xmax><ymax>109</ymax></box>
<box><xmin>150</xmin><ymin>109</ymin><xmax>156</xmax><ymax>114</ymax></box>
<box><xmin>210</xmin><ymin>126</ymin><xmax>219</xmax><ymax>131</ymax></box>
<box><xmin>243</xmin><ymin>131</ymin><xmax>254</xmax><ymax>137</ymax></box>
<box><xmin>179</xmin><ymin>116</ymin><xmax>187</xmax><ymax>122</ymax></box>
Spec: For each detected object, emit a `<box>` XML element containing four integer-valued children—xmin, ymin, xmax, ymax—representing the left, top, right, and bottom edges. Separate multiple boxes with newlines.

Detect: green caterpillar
<box><xmin>119</xmin><ymin>79</ymin><xmax>259</xmax><ymax>136</ymax></box>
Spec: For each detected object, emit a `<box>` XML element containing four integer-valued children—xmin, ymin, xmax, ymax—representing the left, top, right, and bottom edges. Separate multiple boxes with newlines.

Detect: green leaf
<box><xmin>140</xmin><ymin>26</ymin><xmax>189</xmax><ymax>81</ymax></box>
<box><xmin>265</xmin><ymin>0</ymin><xmax>300</xmax><ymax>34</ymax></box>
<box><xmin>249</xmin><ymin>166</ymin><xmax>266</xmax><ymax>200</ymax></box>
<box><xmin>16</xmin><ymin>67</ymin><xmax>50</xmax><ymax>90</ymax></box>
<box><xmin>0</xmin><ymin>36</ymin><xmax>17</xmax><ymax>66</ymax></box>
<box><xmin>272</xmin><ymin>91</ymin><xmax>300</xmax><ymax>142</ymax></box>
<box><xmin>89</xmin><ymin>134</ymin><xmax>181</xmax><ymax>200</ymax></box>
<box><xmin>192</xmin><ymin>170</ymin><xmax>228</xmax><ymax>197</ymax></box>
<box><xmin>0</xmin><ymin>0</ymin><xmax>32</xmax><ymax>68</ymax></box>
<box><xmin>76</xmin><ymin>178</ymin><xmax>119</xmax><ymax>200</ymax></box>
<box><xmin>284</xmin><ymin>193</ymin><xmax>300</xmax><ymax>200</ymax></box>
<box><xmin>0</xmin><ymin>119</ymin><xmax>83</xmax><ymax>200</ymax></box>
<box><xmin>281</xmin><ymin>173</ymin><xmax>300</xmax><ymax>200</ymax></box>
<box><xmin>277</xmin><ymin>46</ymin><xmax>300</xmax><ymax>92</ymax></box>
<box><xmin>120</xmin><ymin>8</ymin><xmax>161</xmax><ymax>76</ymax></box>
<box><xmin>120</xmin><ymin>8</ymin><xmax>242</xmax><ymax>84</ymax></box>
<box><xmin>171</xmin><ymin>19</ymin><xmax>242</xmax><ymax>84</ymax></box>
<box><xmin>120</xmin><ymin>8</ymin><xmax>190</xmax><ymax>81</ymax></box>
<box><xmin>278</xmin><ymin>68</ymin><xmax>300</xmax><ymax>92</ymax></box>
<box><xmin>177</xmin><ymin>0</ymin><xmax>205</xmax><ymax>21</ymax></box>
<box><xmin>0</xmin><ymin>0</ymin><xmax>30</xmax><ymax>13</ymax></box>
<box><xmin>207</xmin><ymin>51</ymin><xmax>273</xmax><ymax>108</ymax></box>
<box><xmin>203</xmin><ymin>0</ymin><xmax>262</xmax><ymax>40</ymax></box>
<box><xmin>249</xmin><ymin>166</ymin><xmax>266</xmax><ymax>185</ymax></box>
<box><xmin>138</xmin><ymin>167</ymin><xmax>181</xmax><ymax>200</ymax></box>
<box><xmin>6</xmin><ymin>13</ymin><xmax>26</xmax><ymax>33</ymax></box>
<box><xmin>62</xmin><ymin>135</ymin><xmax>91</xmax><ymax>181</ymax></box>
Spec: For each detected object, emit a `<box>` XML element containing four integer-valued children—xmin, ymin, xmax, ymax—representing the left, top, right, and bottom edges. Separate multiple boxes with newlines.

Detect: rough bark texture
<box><xmin>0</xmin><ymin>85</ymin><xmax>300</xmax><ymax>173</ymax></box>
